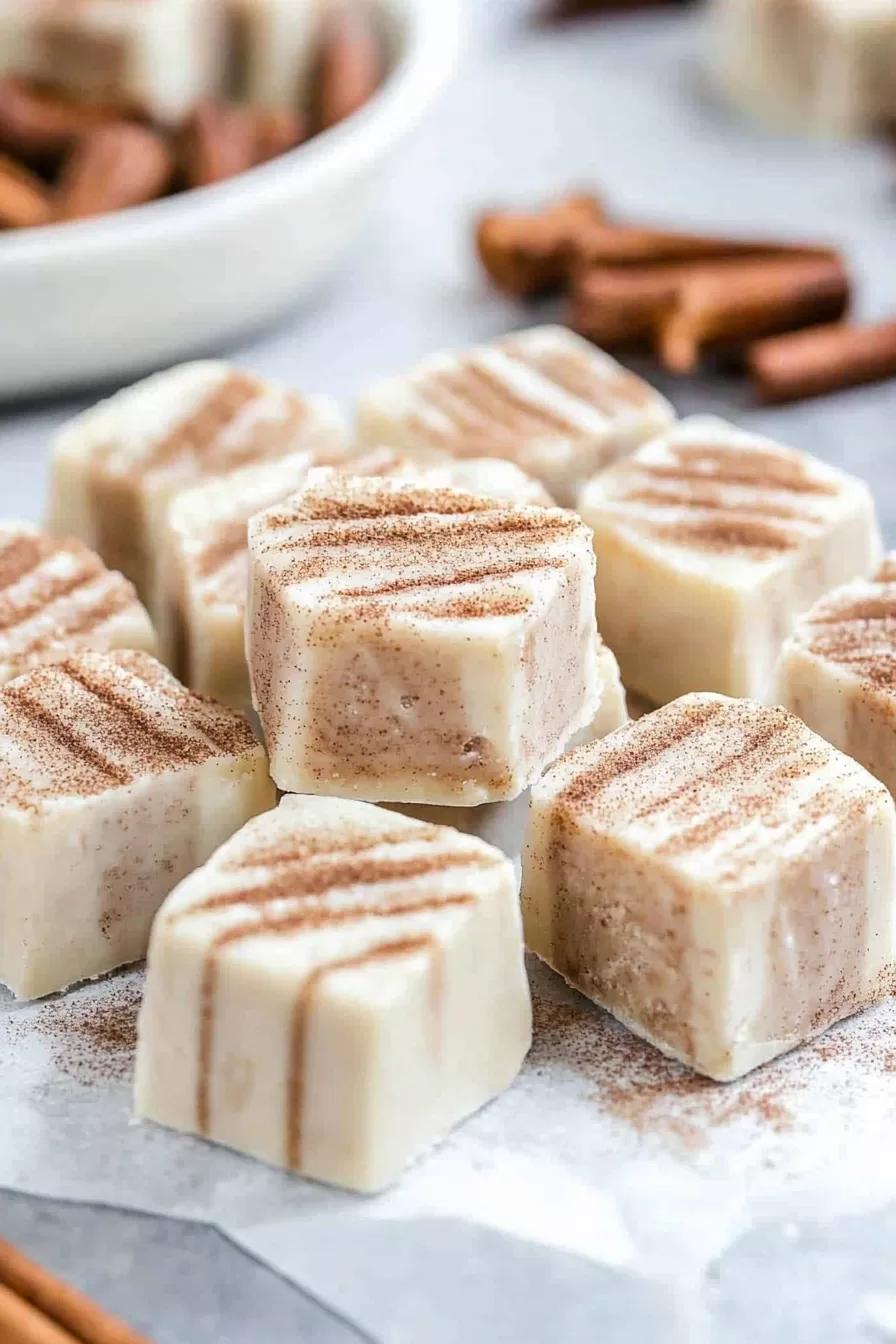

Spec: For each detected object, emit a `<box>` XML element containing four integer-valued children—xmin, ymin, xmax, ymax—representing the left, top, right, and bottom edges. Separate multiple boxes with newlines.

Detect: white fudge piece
<box><xmin>350</xmin><ymin>446</ymin><xmax>556</xmax><ymax>508</ymax></box>
<box><xmin>777</xmin><ymin>553</ymin><xmax>896</xmax><ymax>798</ymax></box>
<box><xmin>708</xmin><ymin>0</ymin><xmax>896</xmax><ymax>137</ymax></box>
<box><xmin>248</xmin><ymin>475</ymin><xmax>601</xmax><ymax>805</ymax></box>
<box><xmin>161</xmin><ymin>447</ymin><xmax>551</xmax><ymax>712</ymax></box>
<box><xmin>0</xmin><ymin>649</ymin><xmax>274</xmax><ymax>1000</ymax></box>
<box><xmin>226</xmin><ymin>0</ymin><xmax>324</xmax><ymax>108</ymax></box>
<box><xmin>0</xmin><ymin>0</ymin><xmax>225</xmax><ymax>124</ymax></box>
<box><xmin>564</xmin><ymin>634</ymin><xmax>629</xmax><ymax>751</ymax></box>
<box><xmin>578</xmin><ymin>416</ymin><xmax>881</xmax><ymax>705</ymax></box>
<box><xmin>47</xmin><ymin>362</ymin><xmax>346</xmax><ymax>623</ymax></box>
<box><xmin>357</xmin><ymin>326</ymin><xmax>675</xmax><ymax>507</ymax></box>
<box><xmin>135</xmin><ymin>794</ymin><xmax>532</xmax><ymax>1193</ymax></box>
<box><xmin>523</xmin><ymin>693</ymin><xmax>896</xmax><ymax>1081</ymax></box>
<box><xmin>0</xmin><ymin>524</ymin><xmax>156</xmax><ymax>683</ymax></box>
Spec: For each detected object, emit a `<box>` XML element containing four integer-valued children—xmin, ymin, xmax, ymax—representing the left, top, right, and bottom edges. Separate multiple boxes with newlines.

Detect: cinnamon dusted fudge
<box><xmin>47</xmin><ymin>362</ymin><xmax>346</xmax><ymax>620</ymax></box>
<box><xmin>777</xmin><ymin>554</ymin><xmax>896</xmax><ymax>798</ymax></box>
<box><xmin>523</xmin><ymin>694</ymin><xmax>896</xmax><ymax>1080</ymax></box>
<box><xmin>135</xmin><ymin>794</ymin><xmax>532</xmax><ymax>1193</ymax></box>
<box><xmin>356</xmin><ymin>326</ymin><xmax>675</xmax><ymax>506</ymax></box>
<box><xmin>565</xmin><ymin>634</ymin><xmax>628</xmax><ymax>749</ymax></box>
<box><xmin>161</xmin><ymin>448</ymin><xmax>552</xmax><ymax>711</ymax></box>
<box><xmin>578</xmin><ymin>416</ymin><xmax>881</xmax><ymax>705</ymax></box>
<box><xmin>0</xmin><ymin>649</ymin><xmax>274</xmax><ymax>1000</ymax></box>
<box><xmin>708</xmin><ymin>0</ymin><xmax>896</xmax><ymax>136</ymax></box>
<box><xmin>225</xmin><ymin>0</ymin><xmax>323</xmax><ymax>108</ymax></box>
<box><xmin>0</xmin><ymin>0</ymin><xmax>225</xmax><ymax>125</ymax></box>
<box><xmin>248</xmin><ymin>475</ymin><xmax>601</xmax><ymax>804</ymax></box>
<box><xmin>0</xmin><ymin>524</ymin><xmax>156</xmax><ymax>683</ymax></box>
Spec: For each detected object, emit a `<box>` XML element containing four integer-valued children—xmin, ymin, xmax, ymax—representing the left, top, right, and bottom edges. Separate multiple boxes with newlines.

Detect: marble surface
<box><xmin>3</xmin><ymin>2</ymin><xmax>896</xmax><ymax>1340</ymax></box>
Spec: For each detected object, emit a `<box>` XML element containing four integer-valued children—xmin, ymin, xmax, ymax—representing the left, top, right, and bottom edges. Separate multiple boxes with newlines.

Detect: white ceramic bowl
<box><xmin>0</xmin><ymin>0</ymin><xmax>463</xmax><ymax>401</ymax></box>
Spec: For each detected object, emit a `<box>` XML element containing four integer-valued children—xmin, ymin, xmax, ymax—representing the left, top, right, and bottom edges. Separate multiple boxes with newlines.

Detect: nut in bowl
<box><xmin>0</xmin><ymin>0</ymin><xmax>463</xmax><ymax>400</ymax></box>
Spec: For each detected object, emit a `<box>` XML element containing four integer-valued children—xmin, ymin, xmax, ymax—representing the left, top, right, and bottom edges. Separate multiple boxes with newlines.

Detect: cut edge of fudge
<box><xmin>247</xmin><ymin>474</ymin><xmax>602</xmax><ymax>805</ymax></box>
<box><xmin>135</xmin><ymin>793</ymin><xmax>532</xmax><ymax>1193</ymax></box>
<box><xmin>523</xmin><ymin>692</ymin><xmax>896</xmax><ymax>1081</ymax></box>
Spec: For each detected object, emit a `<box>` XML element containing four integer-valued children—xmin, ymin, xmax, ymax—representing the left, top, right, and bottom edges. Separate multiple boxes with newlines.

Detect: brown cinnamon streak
<box><xmin>748</xmin><ymin>318</ymin><xmax>896</xmax><ymax>404</ymax></box>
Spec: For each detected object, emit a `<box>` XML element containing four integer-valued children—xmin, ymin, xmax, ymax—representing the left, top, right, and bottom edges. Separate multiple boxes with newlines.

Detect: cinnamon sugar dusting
<box><xmin>251</xmin><ymin>478</ymin><xmax>588</xmax><ymax>620</ymax></box>
<box><xmin>178</xmin><ymin>798</ymin><xmax>505</xmax><ymax>1165</ymax></box>
<box><xmin>0</xmin><ymin>649</ymin><xmax>259</xmax><ymax>810</ymax></box>
<box><xmin>531</xmin><ymin>989</ymin><xmax>896</xmax><ymax>1154</ymax></box>
<box><xmin>9</xmin><ymin>975</ymin><xmax>142</xmax><ymax>1087</ymax></box>
<box><xmin>0</xmin><ymin>527</ymin><xmax>147</xmax><ymax>674</ymax></box>
<box><xmin>794</xmin><ymin>559</ymin><xmax>896</xmax><ymax>691</ymax></box>
<box><xmin>592</xmin><ymin>424</ymin><xmax>849</xmax><ymax>559</ymax></box>
<box><xmin>549</xmin><ymin>694</ymin><xmax>874</xmax><ymax>878</ymax></box>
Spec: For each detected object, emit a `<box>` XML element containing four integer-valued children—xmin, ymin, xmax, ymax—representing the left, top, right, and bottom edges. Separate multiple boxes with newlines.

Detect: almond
<box><xmin>55</xmin><ymin>123</ymin><xmax>174</xmax><ymax>222</ymax></box>
<box><xmin>0</xmin><ymin>153</ymin><xmax>52</xmax><ymax>229</ymax></box>
<box><xmin>311</xmin><ymin>4</ymin><xmax>384</xmax><ymax>134</ymax></box>
<box><xmin>0</xmin><ymin>77</ymin><xmax>115</xmax><ymax>163</ymax></box>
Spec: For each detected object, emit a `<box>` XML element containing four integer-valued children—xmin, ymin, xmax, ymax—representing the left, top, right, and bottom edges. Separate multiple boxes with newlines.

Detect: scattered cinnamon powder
<box><xmin>530</xmin><ymin>991</ymin><xmax>896</xmax><ymax>1155</ymax></box>
<box><xmin>10</xmin><ymin>977</ymin><xmax>142</xmax><ymax>1086</ymax></box>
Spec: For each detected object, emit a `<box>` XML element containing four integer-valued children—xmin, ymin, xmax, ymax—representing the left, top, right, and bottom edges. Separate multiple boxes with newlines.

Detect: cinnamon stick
<box><xmin>658</xmin><ymin>253</ymin><xmax>850</xmax><ymax>374</ymax></box>
<box><xmin>571</xmin><ymin>221</ymin><xmax>838</xmax><ymax>270</ymax></box>
<box><xmin>566</xmin><ymin>263</ymin><xmax>685</xmax><ymax>346</ymax></box>
<box><xmin>0</xmin><ymin>1237</ymin><xmax>151</xmax><ymax>1344</ymax></box>
<box><xmin>477</xmin><ymin>192</ymin><xmax>606</xmax><ymax>297</ymax></box>
<box><xmin>748</xmin><ymin>318</ymin><xmax>896</xmax><ymax>404</ymax></box>
<box><xmin>0</xmin><ymin>1282</ymin><xmax>79</xmax><ymax>1344</ymax></box>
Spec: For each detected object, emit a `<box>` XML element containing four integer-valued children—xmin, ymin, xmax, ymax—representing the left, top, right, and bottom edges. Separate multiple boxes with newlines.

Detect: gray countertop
<box><xmin>3</xmin><ymin>2</ymin><xmax>896</xmax><ymax>1340</ymax></box>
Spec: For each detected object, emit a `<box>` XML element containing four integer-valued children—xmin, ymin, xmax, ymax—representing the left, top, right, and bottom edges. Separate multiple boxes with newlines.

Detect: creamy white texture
<box><xmin>357</xmin><ymin>325</ymin><xmax>675</xmax><ymax>506</ymax></box>
<box><xmin>579</xmin><ymin>416</ymin><xmax>882</xmax><ymax>704</ymax></box>
<box><xmin>523</xmin><ymin>693</ymin><xmax>896</xmax><ymax>1081</ymax></box>
<box><xmin>135</xmin><ymin>794</ymin><xmax>532</xmax><ymax>1194</ymax></box>
<box><xmin>247</xmin><ymin>476</ymin><xmax>601</xmax><ymax>804</ymax></box>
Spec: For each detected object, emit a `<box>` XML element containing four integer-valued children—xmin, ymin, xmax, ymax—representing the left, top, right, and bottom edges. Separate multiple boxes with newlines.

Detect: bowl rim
<box><xmin>0</xmin><ymin>0</ymin><xmax>465</xmax><ymax>264</ymax></box>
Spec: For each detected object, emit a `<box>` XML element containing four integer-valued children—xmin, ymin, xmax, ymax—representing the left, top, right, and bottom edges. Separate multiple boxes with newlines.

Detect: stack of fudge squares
<box><xmin>4</xmin><ymin>323</ymin><xmax>896</xmax><ymax>1194</ymax></box>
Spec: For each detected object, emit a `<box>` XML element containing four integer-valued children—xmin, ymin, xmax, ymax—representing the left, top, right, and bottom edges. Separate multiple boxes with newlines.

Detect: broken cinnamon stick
<box><xmin>476</xmin><ymin>192</ymin><xmax>606</xmax><ymax>297</ymax></box>
<box><xmin>0</xmin><ymin>153</ymin><xmax>52</xmax><ymax>229</ymax></box>
<box><xmin>311</xmin><ymin>2</ymin><xmax>385</xmax><ymax>134</ymax></box>
<box><xmin>748</xmin><ymin>318</ymin><xmax>896</xmax><ymax>404</ymax></box>
<box><xmin>566</xmin><ymin>263</ymin><xmax>685</xmax><ymax>346</ymax></box>
<box><xmin>658</xmin><ymin>253</ymin><xmax>851</xmax><ymax>375</ymax></box>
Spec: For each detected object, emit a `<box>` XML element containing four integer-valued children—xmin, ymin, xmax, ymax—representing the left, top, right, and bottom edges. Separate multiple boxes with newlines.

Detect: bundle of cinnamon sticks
<box><xmin>476</xmin><ymin>190</ymin><xmax>896</xmax><ymax>405</ymax></box>
<box><xmin>0</xmin><ymin>1234</ymin><xmax>151</xmax><ymax>1344</ymax></box>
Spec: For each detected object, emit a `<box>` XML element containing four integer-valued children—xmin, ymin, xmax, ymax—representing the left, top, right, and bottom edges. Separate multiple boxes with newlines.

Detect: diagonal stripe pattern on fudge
<box><xmin>47</xmin><ymin>361</ymin><xmax>347</xmax><ymax>619</ymax></box>
<box><xmin>0</xmin><ymin>522</ymin><xmax>156</xmax><ymax>683</ymax></box>
<box><xmin>522</xmin><ymin>693</ymin><xmax>896</xmax><ymax>1081</ymax></box>
<box><xmin>247</xmin><ymin>474</ymin><xmax>602</xmax><ymax>804</ymax></box>
<box><xmin>777</xmin><ymin>552</ymin><xmax>896</xmax><ymax>801</ymax></box>
<box><xmin>0</xmin><ymin>648</ymin><xmax>274</xmax><ymax>1000</ymax></box>
<box><xmin>135</xmin><ymin>794</ymin><xmax>532</xmax><ymax>1194</ymax></box>
<box><xmin>160</xmin><ymin>446</ymin><xmax>554</xmax><ymax>713</ymax></box>
<box><xmin>578</xmin><ymin>415</ymin><xmax>882</xmax><ymax>706</ymax></box>
<box><xmin>356</xmin><ymin>326</ymin><xmax>675</xmax><ymax>507</ymax></box>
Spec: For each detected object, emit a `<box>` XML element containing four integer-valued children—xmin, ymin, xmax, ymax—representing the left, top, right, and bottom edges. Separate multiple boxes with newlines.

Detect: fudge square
<box><xmin>356</xmin><ymin>325</ymin><xmax>675</xmax><ymax>506</ymax></box>
<box><xmin>777</xmin><ymin>554</ymin><xmax>896</xmax><ymax>799</ymax></box>
<box><xmin>247</xmin><ymin>475</ymin><xmax>601</xmax><ymax>805</ymax></box>
<box><xmin>161</xmin><ymin>447</ymin><xmax>552</xmax><ymax>712</ymax></box>
<box><xmin>226</xmin><ymin>0</ymin><xmax>323</xmax><ymax>108</ymax></box>
<box><xmin>135</xmin><ymin>794</ymin><xmax>532</xmax><ymax>1194</ymax></box>
<box><xmin>523</xmin><ymin>693</ymin><xmax>896</xmax><ymax>1080</ymax></box>
<box><xmin>0</xmin><ymin>649</ymin><xmax>274</xmax><ymax>1000</ymax></box>
<box><xmin>47</xmin><ymin>361</ymin><xmax>346</xmax><ymax>615</ymax></box>
<box><xmin>0</xmin><ymin>523</ymin><xmax>156</xmax><ymax>684</ymax></box>
<box><xmin>578</xmin><ymin>416</ymin><xmax>882</xmax><ymax>706</ymax></box>
<box><xmin>0</xmin><ymin>0</ymin><xmax>225</xmax><ymax>125</ymax></box>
